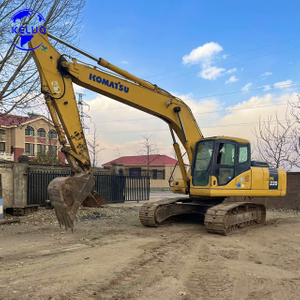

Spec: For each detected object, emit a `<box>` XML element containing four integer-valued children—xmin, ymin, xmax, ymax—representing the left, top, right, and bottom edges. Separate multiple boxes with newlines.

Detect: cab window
<box><xmin>237</xmin><ymin>143</ymin><xmax>251</xmax><ymax>175</ymax></box>
<box><xmin>215</xmin><ymin>142</ymin><xmax>235</xmax><ymax>186</ymax></box>
<box><xmin>192</xmin><ymin>140</ymin><xmax>214</xmax><ymax>186</ymax></box>
<box><xmin>239</xmin><ymin>146</ymin><xmax>248</xmax><ymax>164</ymax></box>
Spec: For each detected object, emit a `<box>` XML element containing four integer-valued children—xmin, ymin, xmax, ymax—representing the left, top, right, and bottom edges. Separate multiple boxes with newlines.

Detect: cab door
<box><xmin>213</xmin><ymin>141</ymin><xmax>251</xmax><ymax>186</ymax></box>
<box><xmin>213</xmin><ymin>141</ymin><xmax>236</xmax><ymax>186</ymax></box>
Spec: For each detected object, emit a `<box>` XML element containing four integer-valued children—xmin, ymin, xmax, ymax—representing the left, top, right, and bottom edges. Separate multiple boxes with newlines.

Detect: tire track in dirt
<box><xmin>231</xmin><ymin>249</ymin><xmax>249</xmax><ymax>300</ymax></box>
<box><xmin>183</xmin><ymin>243</ymin><xmax>233</xmax><ymax>300</ymax></box>
<box><xmin>72</xmin><ymin>231</ymin><xmax>196</xmax><ymax>299</ymax></box>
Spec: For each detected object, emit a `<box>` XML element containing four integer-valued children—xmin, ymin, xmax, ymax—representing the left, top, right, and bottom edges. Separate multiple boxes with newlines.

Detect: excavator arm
<box><xmin>29</xmin><ymin>31</ymin><xmax>203</xmax><ymax>229</ymax></box>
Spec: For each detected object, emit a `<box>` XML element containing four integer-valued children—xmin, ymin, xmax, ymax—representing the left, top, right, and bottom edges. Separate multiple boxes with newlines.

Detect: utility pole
<box><xmin>76</xmin><ymin>92</ymin><xmax>91</xmax><ymax>133</ymax></box>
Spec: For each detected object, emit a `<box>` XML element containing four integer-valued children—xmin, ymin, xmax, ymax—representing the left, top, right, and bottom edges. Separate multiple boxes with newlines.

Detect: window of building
<box><xmin>49</xmin><ymin>129</ymin><xmax>57</xmax><ymax>139</ymax></box>
<box><xmin>25</xmin><ymin>126</ymin><xmax>34</xmax><ymax>136</ymax></box>
<box><xmin>0</xmin><ymin>142</ymin><xmax>5</xmax><ymax>153</ymax></box>
<box><xmin>37</xmin><ymin>128</ymin><xmax>46</xmax><ymax>137</ymax></box>
<box><xmin>157</xmin><ymin>170</ymin><xmax>165</xmax><ymax>180</ymax></box>
<box><xmin>129</xmin><ymin>168</ymin><xmax>141</xmax><ymax>176</ymax></box>
<box><xmin>37</xmin><ymin>144</ymin><xmax>46</xmax><ymax>154</ymax></box>
<box><xmin>0</xmin><ymin>129</ymin><xmax>5</xmax><ymax>135</ymax></box>
<box><xmin>48</xmin><ymin>145</ymin><xmax>57</xmax><ymax>155</ymax></box>
<box><xmin>151</xmin><ymin>169</ymin><xmax>165</xmax><ymax>180</ymax></box>
<box><xmin>25</xmin><ymin>143</ymin><xmax>35</xmax><ymax>156</ymax></box>
<box><xmin>152</xmin><ymin>169</ymin><xmax>158</xmax><ymax>179</ymax></box>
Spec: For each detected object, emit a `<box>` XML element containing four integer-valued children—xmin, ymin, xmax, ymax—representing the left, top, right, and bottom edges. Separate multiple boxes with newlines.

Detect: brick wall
<box><xmin>13</xmin><ymin>147</ymin><xmax>24</xmax><ymax>162</ymax></box>
<box><xmin>266</xmin><ymin>172</ymin><xmax>300</xmax><ymax>210</ymax></box>
<box><xmin>58</xmin><ymin>151</ymin><xmax>65</xmax><ymax>165</ymax></box>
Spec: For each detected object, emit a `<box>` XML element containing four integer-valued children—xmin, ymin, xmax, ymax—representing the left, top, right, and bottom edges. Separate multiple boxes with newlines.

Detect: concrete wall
<box><xmin>0</xmin><ymin>163</ymin><xmax>14</xmax><ymax>207</ymax></box>
<box><xmin>0</xmin><ymin>162</ymin><xmax>71</xmax><ymax>209</ymax></box>
<box><xmin>13</xmin><ymin>163</ymin><xmax>29</xmax><ymax>207</ymax></box>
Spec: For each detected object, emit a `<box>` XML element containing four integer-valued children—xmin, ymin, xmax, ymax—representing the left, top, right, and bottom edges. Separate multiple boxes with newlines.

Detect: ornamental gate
<box><xmin>27</xmin><ymin>170</ymin><xmax>150</xmax><ymax>206</ymax></box>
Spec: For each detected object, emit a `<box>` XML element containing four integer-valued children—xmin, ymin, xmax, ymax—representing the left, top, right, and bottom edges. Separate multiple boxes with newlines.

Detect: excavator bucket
<box><xmin>48</xmin><ymin>172</ymin><xmax>105</xmax><ymax>230</ymax></box>
<box><xmin>83</xmin><ymin>190</ymin><xmax>106</xmax><ymax>207</ymax></box>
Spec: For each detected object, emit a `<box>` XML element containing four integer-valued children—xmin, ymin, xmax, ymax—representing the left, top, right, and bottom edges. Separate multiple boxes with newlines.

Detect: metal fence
<box><xmin>94</xmin><ymin>174</ymin><xmax>150</xmax><ymax>203</ymax></box>
<box><xmin>27</xmin><ymin>171</ymin><xmax>150</xmax><ymax>206</ymax></box>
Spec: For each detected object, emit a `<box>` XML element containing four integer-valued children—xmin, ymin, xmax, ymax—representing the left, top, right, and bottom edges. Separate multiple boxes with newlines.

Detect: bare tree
<box><xmin>253</xmin><ymin>104</ymin><xmax>299</xmax><ymax>171</ymax></box>
<box><xmin>139</xmin><ymin>133</ymin><xmax>159</xmax><ymax>176</ymax></box>
<box><xmin>0</xmin><ymin>0</ymin><xmax>85</xmax><ymax>116</ymax></box>
<box><xmin>87</xmin><ymin>124</ymin><xmax>104</xmax><ymax>168</ymax></box>
<box><xmin>289</xmin><ymin>95</ymin><xmax>300</xmax><ymax>168</ymax></box>
<box><xmin>170</xmin><ymin>143</ymin><xmax>186</xmax><ymax>160</ymax></box>
<box><xmin>47</xmin><ymin>121</ymin><xmax>59</xmax><ymax>166</ymax></box>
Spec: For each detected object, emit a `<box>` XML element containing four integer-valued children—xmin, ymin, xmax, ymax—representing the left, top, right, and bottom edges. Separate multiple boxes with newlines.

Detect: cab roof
<box><xmin>200</xmin><ymin>136</ymin><xmax>250</xmax><ymax>144</ymax></box>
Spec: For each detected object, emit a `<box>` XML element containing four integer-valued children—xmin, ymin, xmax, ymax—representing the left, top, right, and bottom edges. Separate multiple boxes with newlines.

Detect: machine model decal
<box><xmin>269</xmin><ymin>168</ymin><xmax>278</xmax><ymax>190</ymax></box>
<box><xmin>51</xmin><ymin>81</ymin><xmax>61</xmax><ymax>94</ymax></box>
<box><xmin>89</xmin><ymin>73</ymin><xmax>129</xmax><ymax>93</ymax></box>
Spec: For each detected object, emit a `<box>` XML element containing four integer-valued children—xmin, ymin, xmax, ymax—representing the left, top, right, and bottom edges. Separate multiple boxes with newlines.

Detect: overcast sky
<box><xmin>69</xmin><ymin>0</ymin><xmax>300</xmax><ymax>166</ymax></box>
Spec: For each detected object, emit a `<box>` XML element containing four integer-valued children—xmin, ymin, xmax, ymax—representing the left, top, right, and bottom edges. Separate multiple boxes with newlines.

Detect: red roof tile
<box><xmin>103</xmin><ymin>154</ymin><xmax>178</xmax><ymax>166</ymax></box>
<box><xmin>0</xmin><ymin>114</ymin><xmax>40</xmax><ymax>126</ymax></box>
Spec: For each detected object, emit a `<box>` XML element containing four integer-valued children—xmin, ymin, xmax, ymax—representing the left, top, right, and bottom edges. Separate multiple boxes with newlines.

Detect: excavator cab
<box><xmin>188</xmin><ymin>136</ymin><xmax>286</xmax><ymax>199</ymax></box>
<box><xmin>192</xmin><ymin>137</ymin><xmax>250</xmax><ymax>187</ymax></box>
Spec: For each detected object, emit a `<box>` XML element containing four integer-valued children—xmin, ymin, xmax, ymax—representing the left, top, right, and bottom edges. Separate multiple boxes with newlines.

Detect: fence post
<box><xmin>110</xmin><ymin>162</ymin><xmax>125</xmax><ymax>175</ymax></box>
<box><xmin>13</xmin><ymin>163</ymin><xmax>28</xmax><ymax>207</ymax></box>
<box><xmin>0</xmin><ymin>177</ymin><xmax>2</xmax><ymax>219</ymax></box>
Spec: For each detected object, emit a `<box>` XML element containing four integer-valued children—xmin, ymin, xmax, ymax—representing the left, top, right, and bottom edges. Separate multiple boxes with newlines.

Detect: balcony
<box><xmin>0</xmin><ymin>152</ymin><xmax>14</xmax><ymax>161</ymax></box>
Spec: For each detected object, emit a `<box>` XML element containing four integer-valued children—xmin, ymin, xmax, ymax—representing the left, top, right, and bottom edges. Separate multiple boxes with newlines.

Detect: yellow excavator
<box><xmin>29</xmin><ymin>31</ymin><xmax>286</xmax><ymax>235</ymax></box>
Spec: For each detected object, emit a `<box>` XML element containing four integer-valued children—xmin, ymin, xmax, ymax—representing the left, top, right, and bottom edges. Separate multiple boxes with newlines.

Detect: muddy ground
<box><xmin>0</xmin><ymin>203</ymin><xmax>300</xmax><ymax>300</ymax></box>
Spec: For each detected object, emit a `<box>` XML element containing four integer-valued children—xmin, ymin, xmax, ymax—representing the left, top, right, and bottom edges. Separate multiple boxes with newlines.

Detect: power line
<box><xmin>98</xmin><ymin>119</ymin><xmax>287</xmax><ymax>135</ymax></box>
<box><xmin>90</xmin><ymin>80</ymin><xmax>299</xmax><ymax>115</ymax></box>
<box><xmin>154</xmin><ymin>45</ymin><xmax>300</xmax><ymax>82</ymax></box>
<box><xmin>189</xmin><ymin>81</ymin><xmax>300</xmax><ymax>100</ymax></box>
<box><xmin>145</xmin><ymin>36</ymin><xmax>300</xmax><ymax>79</ymax></box>
<box><xmin>89</xmin><ymin>80</ymin><xmax>300</xmax><ymax>114</ymax></box>
<box><xmin>93</xmin><ymin>102</ymin><xmax>292</xmax><ymax>124</ymax></box>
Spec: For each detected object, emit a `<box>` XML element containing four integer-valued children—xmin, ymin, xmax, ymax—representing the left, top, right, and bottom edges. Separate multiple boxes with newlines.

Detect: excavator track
<box><xmin>204</xmin><ymin>202</ymin><xmax>266</xmax><ymax>235</ymax></box>
<box><xmin>139</xmin><ymin>197</ymin><xmax>190</xmax><ymax>227</ymax></box>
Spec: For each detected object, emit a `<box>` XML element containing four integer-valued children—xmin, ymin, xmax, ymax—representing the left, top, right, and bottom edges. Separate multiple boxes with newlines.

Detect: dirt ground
<box><xmin>0</xmin><ymin>201</ymin><xmax>300</xmax><ymax>300</ymax></box>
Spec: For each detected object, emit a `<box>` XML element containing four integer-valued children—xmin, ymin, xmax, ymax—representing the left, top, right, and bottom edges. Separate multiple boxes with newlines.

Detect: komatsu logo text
<box><xmin>89</xmin><ymin>74</ymin><xmax>129</xmax><ymax>93</ymax></box>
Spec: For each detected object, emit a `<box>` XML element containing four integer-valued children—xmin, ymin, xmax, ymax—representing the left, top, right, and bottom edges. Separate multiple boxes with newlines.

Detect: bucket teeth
<box><xmin>53</xmin><ymin>200</ymin><xmax>80</xmax><ymax>231</ymax></box>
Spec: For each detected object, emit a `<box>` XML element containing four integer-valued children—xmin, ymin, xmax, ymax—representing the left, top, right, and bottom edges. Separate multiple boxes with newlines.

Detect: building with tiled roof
<box><xmin>0</xmin><ymin>113</ymin><xmax>64</xmax><ymax>164</ymax></box>
<box><xmin>103</xmin><ymin>154</ymin><xmax>178</xmax><ymax>167</ymax></box>
<box><xmin>103</xmin><ymin>154</ymin><xmax>182</xmax><ymax>191</ymax></box>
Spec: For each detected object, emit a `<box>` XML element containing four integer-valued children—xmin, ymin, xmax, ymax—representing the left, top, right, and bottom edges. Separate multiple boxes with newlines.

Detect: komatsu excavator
<box><xmin>29</xmin><ymin>31</ymin><xmax>286</xmax><ymax>235</ymax></box>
